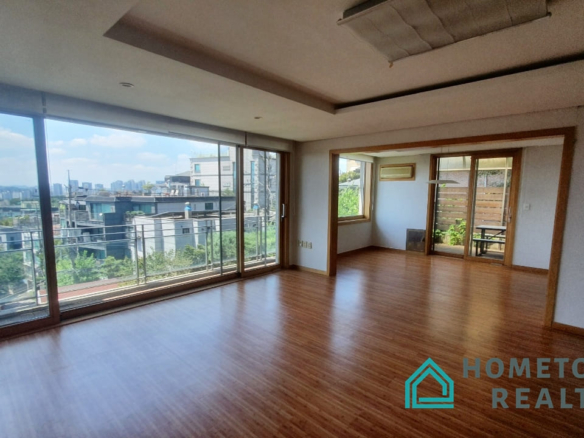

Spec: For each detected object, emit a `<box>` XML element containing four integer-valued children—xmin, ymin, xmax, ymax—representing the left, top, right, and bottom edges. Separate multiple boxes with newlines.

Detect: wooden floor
<box><xmin>1</xmin><ymin>248</ymin><xmax>584</xmax><ymax>437</ymax></box>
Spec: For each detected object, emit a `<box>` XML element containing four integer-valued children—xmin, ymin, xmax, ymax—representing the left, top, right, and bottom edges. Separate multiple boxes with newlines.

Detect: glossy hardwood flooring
<box><xmin>2</xmin><ymin>248</ymin><xmax>584</xmax><ymax>437</ymax></box>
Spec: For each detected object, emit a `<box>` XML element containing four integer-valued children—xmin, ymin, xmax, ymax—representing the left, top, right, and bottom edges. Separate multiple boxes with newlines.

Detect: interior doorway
<box><xmin>429</xmin><ymin>149</ymin><xmax>522</xmax><ymax>266</ymax></box>
<box><xmin>327</xmin><ymin>128</ymin><xmax>575</xmax><ymax>329</ymax></box>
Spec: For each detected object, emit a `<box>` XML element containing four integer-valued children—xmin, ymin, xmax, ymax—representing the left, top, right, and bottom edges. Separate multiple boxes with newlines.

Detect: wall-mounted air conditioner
<box><xmin>379</xmin><ymin>163</ymin><xmax>416</xmax><ymax>181</ymax></box>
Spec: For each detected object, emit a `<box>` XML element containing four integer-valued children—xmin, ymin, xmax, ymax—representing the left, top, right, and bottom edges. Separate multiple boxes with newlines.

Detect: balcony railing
<box><xmin>0</xmin><ymin>214</ymin><xmax>278</xmax><ymax>320</ymax></box>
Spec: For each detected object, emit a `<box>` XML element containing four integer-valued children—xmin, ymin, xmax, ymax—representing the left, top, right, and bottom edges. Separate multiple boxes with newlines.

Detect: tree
<box><xmin>102</xmin><ymin>256</ymin><xmax>134</xmax><ymax>279</ymax></box>
<box><xmin>338</xmin><ymin>187</ymin><xmax>360</xmax><ymax>217</ymax></box>
<box><xmin>56</xmin><ymin>250</ymin><xmax>101</xmax><ymax>286</ymax></box>
<box><xmin>142</xmin><ymin>182</ymin><xmax>155</xmax><ymax>195</ymax></box>
<box><xmin>339</xmin><ymin>169</ymin><xmax>360</xmax><ymax>184</ymax></box>
<box><xmin>0</xmin><ymin>252</ymin><xmax>25</xmax><ymax>294</ymax></box>
<box><xmin>9</xmin><ymin>198</ymin><xmax>21</xmax><ymax>205</ymax></box>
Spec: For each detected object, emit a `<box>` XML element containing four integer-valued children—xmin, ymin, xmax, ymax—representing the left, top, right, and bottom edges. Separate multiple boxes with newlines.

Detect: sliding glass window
<box><xmin>0</xmin><ymin>113</ymin><xmax>49</xmax><ymax>327</ymax></box>
<box><xmin>243</xmin><ymin>149</ymin><xmax>280</xmax><ymax>269</ymax></box>
<box><xmin>0</xmin><ymin>112</ymin><xmax>285</xmax><ymax>333</ymax></box>
<box><xmin>44</xmin><ymin>119</ymin><xmax>238</xmax><ymax>311</ymax></box>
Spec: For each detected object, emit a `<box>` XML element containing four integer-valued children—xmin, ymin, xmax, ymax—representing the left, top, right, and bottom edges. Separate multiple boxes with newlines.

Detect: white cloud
<box><xmin>88</xmin><ymin>132</ymin><xmax>146</xmax><ymax>149</ymax></box>
<box><xmin>70</xmin><ymin>138</ymin><xmax>88</xmax><ymax>147</ymax></box>
<box><xmin>137</xmin><ymin>152</ymin><xmax>167</xmax><ymax>161</ymax></box>
<box><xmin>0</xmin><ymin>128</ymin><xmax>34</xmax><ymax>149</ymax></box>
<box><xmin>48</xmin><ymin>148</ymin><xmax>66</xmax><ymax>155</ymax></box>
<box><xmin>62</xmin><ymin>157</ymin><xmax>95</xmax><ymax>165</ymax></box>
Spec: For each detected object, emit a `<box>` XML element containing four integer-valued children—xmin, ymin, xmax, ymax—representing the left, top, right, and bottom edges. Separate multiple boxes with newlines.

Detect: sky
<box><xmin>0</xmin><ymin>113</ymin><xmax>231</xmax><ymax>188</ymax></box>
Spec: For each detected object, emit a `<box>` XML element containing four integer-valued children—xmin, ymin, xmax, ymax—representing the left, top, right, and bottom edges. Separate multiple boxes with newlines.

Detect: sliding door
<box><xmin>431</xmin><ymin>156</ymin><xmax>471</xmax><ymax>255</ymax></box>
<box><xmin>0</xmin><ymin>113</ymin><xmax>53</xmax><ymax>328</ymax></box>
<box><xmin>44</xmin><ymin>119</ymin><xmax>240</xmax><ymax>312</ymax></box>
<box><xmin>242</xmin><ymin>149</ymin><xmax>281</xmax><ymax>271</ymax></box>
<box><xmin>430</xmin><ymin>150</ymin><xmax>521</xmax><ymax>265</ymax></box>
<box><xmin>0</xmin><ymin>114</ymin><xmax>288</xmax><ymax>334</ymax></box>
<box><xmin>467</xmin><ymin>153</ymin><xmax>519</xmax><ymax>264</ymax></box>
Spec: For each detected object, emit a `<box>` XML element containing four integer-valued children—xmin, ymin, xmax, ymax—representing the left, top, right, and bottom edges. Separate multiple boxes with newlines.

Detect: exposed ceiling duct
<box><xmin>338</xmin><ymin>0</ymin><xmax>548</xmax><ymax>63</ymax></box>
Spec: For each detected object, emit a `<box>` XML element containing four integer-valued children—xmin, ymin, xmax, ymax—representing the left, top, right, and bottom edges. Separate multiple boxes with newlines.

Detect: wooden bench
<box><xmin>473</xmin><ymin>238</ymin><xmax>505</xmax><ymax>256</ymax></box>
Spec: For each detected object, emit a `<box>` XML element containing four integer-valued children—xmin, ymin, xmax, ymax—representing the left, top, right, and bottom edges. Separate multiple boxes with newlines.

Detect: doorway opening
<box><xmin>327</xmin><ymin>128</ymin><xmax>575</xmax><ymax>328</ymax></box>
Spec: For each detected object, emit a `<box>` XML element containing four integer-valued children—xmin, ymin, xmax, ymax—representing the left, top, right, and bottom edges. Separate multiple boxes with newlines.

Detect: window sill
<box><xmin>338</xmin><ymin>217</ymin><xmax>371</xmax><ymax>226</ymax></box>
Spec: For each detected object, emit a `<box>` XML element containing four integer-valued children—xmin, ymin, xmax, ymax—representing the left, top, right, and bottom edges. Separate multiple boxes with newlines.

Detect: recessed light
<box><xmin>119</xmin><ymin>82</ymin><xmax>135</xmax><ymax>88</ymax></box>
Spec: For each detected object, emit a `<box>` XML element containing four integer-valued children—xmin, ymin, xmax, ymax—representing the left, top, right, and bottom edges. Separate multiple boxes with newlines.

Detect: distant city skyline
<box><xmin>0</xmin><ymin>114</ymin><xmax>230</xmax><ymax>187</ymax></box>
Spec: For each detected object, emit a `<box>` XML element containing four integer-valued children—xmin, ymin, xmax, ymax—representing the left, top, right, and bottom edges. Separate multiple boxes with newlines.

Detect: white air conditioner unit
<box><xmin>379</xmin><ymin>163</ymin><xmax>415</xmax><ymax>181</ymax></box>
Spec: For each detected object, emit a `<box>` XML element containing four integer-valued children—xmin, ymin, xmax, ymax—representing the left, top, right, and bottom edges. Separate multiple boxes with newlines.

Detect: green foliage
<box><xmin>338</xmin><ymin>187</ymin><xmax>360</xmax><ymax>217</ymax></box>
<box><xmin>0</xmin><ymin>218</ymin><xmax>13</xmax><ymax>226</ymax></box>
<box><xmin>51</xmin><ymin>228</ymin><xmax>278</xmax><ymax>289</ymax></box>
<box><xmin>56</xmin><ymin>250</ymin><xmax>102</xmax><ymax>286</ymax></box>
<box><xmin>433</xmin><ymin>229</ymin><xmax>443</xmax><ymax>243</ymax></box>
<box><xmin>183</xmin><ymin>245</ymin><xmax>207</xmax><ymax>265</ymax></box>
<box><xmin>9</xmin><ymin>198</ymin><xmax>21</xmax><ymax>205</ymax></box>
<box><xmin>0</xmin><ymin>252</ymin><xmax>25</xmax><ymax>294</ymax></box>
<box><xmin>446</xmin><ymin>220</ymin><xmax>466</xmax><ymax>246</ymax></box>
<box><xmin>102</xmin><ymin>256</ymin><xmax>134</xmax><ymax>279</ymax></box>
<box><xmin>142</xmin><ymin>182</ymin><xmax>155</xmax><ymax>194</ymax></box>
<box><xmin>339</xmin><ymin>169</ymin><xmax>360</xmax><ymax>184</ymax></box>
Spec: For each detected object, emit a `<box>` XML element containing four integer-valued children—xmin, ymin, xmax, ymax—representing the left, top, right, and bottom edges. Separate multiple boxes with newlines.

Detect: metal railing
<box><xmin>1</xmin><ymin>213</ymin><xmax>279</xmax><ymax>318</ymax></box>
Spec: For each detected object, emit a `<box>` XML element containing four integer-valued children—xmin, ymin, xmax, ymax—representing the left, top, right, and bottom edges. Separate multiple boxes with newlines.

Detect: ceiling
<box><xmin>345</xmin><ymin>136</ymin><xmax>565</xmax><ymax>158</ymax></box>
<box><xmin>0</xmin><ymin>0</ymin><xmax>583</xmax><ymax>142</ymax></box>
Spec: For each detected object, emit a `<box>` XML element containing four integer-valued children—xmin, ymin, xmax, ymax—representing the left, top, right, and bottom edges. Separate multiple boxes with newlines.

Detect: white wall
<box><xmin>293</xmin><ymin>145</ymin><xmax>329</xmax><ymax>271</ymax></box>
<box><xmin>374</xmin><ymin>155</ymin><xmax>430</xmax><ymax>250</ymax></box>
<box><xmin>338</xmin><ymin>222</ymin><xmax>373</xmax><ymax>254</ymax></box>
<box><xmin>293</xmin><ymin>106</ymin><xmax>584</xmax><ymax>329</ymax></box>
<box><xmin>513</xmin><ymin>145</ymin><xmax>562</xmax><ymax>269</ymax></box>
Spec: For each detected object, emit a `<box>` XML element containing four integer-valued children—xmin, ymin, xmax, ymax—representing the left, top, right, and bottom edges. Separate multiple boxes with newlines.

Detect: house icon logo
<box><xmin>405</xmin><ymin>358</ymin><xmax>454</xmax><ymax>409</ymax></box>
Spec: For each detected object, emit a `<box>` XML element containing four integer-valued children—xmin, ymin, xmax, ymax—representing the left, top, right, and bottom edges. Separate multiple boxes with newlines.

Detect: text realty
<box><xmin>463</xmin><ymin>358</ymin><xmax>584</xmax><ymax>409</ymax></box>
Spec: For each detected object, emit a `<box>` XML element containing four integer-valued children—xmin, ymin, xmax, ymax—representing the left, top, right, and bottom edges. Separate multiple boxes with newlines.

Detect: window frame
<box><xmin>337</xmin><ymin>159</ymin><xmax>373</xmax><ymax>225</ymax></box>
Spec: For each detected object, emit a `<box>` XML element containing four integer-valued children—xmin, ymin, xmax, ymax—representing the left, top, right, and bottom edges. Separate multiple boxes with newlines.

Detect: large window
<box><xmin>338</xmin><ymin>157</ymin><xmax>371</xmax><ymax>222</ymax></box>
<box><xmin>0</xmin><ymin>109</ymin><xmax>285</xmax><ymax>332</ymax></box>
<box><xmin>0</xmin><ymin>114</ymin><xmax>49</xmax><ymax>328</ymax></box>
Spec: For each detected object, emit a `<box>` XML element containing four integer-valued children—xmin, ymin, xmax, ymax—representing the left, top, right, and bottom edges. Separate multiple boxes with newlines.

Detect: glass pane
<box><xmin>219</xmin><ymin>144</ymin><xmax>238</xmax><ymax>273</ymax></box>
<box><xmin>338</xmin><ymin>158</ymin><xmax>366</xmax><ymax>218</ymax></box>
<box><xmin>243</xmin><ymin>149</ymin><xmax>280</xmax><ymax>269</ymax></box>
<box><xmin>432</xmin><ymin>156</ymin><xmax>471</xmax><ymax>255</ymax></box>
<box><xmin>0</xmin><ymin>113</ymin><xmax>49</xmax><ymax>327</ymax></box>
<box><xmin>469</xmin><ymin>157</ymin><xmax>513</xmax><ymax>260</ymax></box>
<box><xmin>45</xmin><ymin>119</ymin><xmax>238</xmax><ymax>311</ymax></box>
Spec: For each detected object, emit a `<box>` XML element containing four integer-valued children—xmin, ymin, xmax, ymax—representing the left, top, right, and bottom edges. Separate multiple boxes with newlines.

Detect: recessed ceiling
<box><xmin>0</xmin><ymin>0</ymin><xmax>582</xmax><ymax>143</ymax></box>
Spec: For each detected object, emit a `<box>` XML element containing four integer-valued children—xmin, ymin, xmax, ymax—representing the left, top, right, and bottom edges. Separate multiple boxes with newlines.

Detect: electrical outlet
<box><xmin>308</xmin><ymin>242</ymin><xmax>312</xmax><ymax>249</ymax></box>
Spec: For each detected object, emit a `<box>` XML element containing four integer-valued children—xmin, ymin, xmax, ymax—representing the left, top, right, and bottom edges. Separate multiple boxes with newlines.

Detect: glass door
<box><xmin>431</xmin><ymin>156</ymin><xmax>471</xmax><ymax>256</ymax></box>
<box><xmin>467</xmin><ymin>155</ymin><xmax>515</xmax><ymax>263</ymax></box>
<box><xmin>0</xmin><ymin>113</ymin><xmax>53</xmax><ymax>329</ymax></box>
<box><xmin>242</xmin><ymin>149</ymin><xmax>281</xmax><ymax>271</ymax></box>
